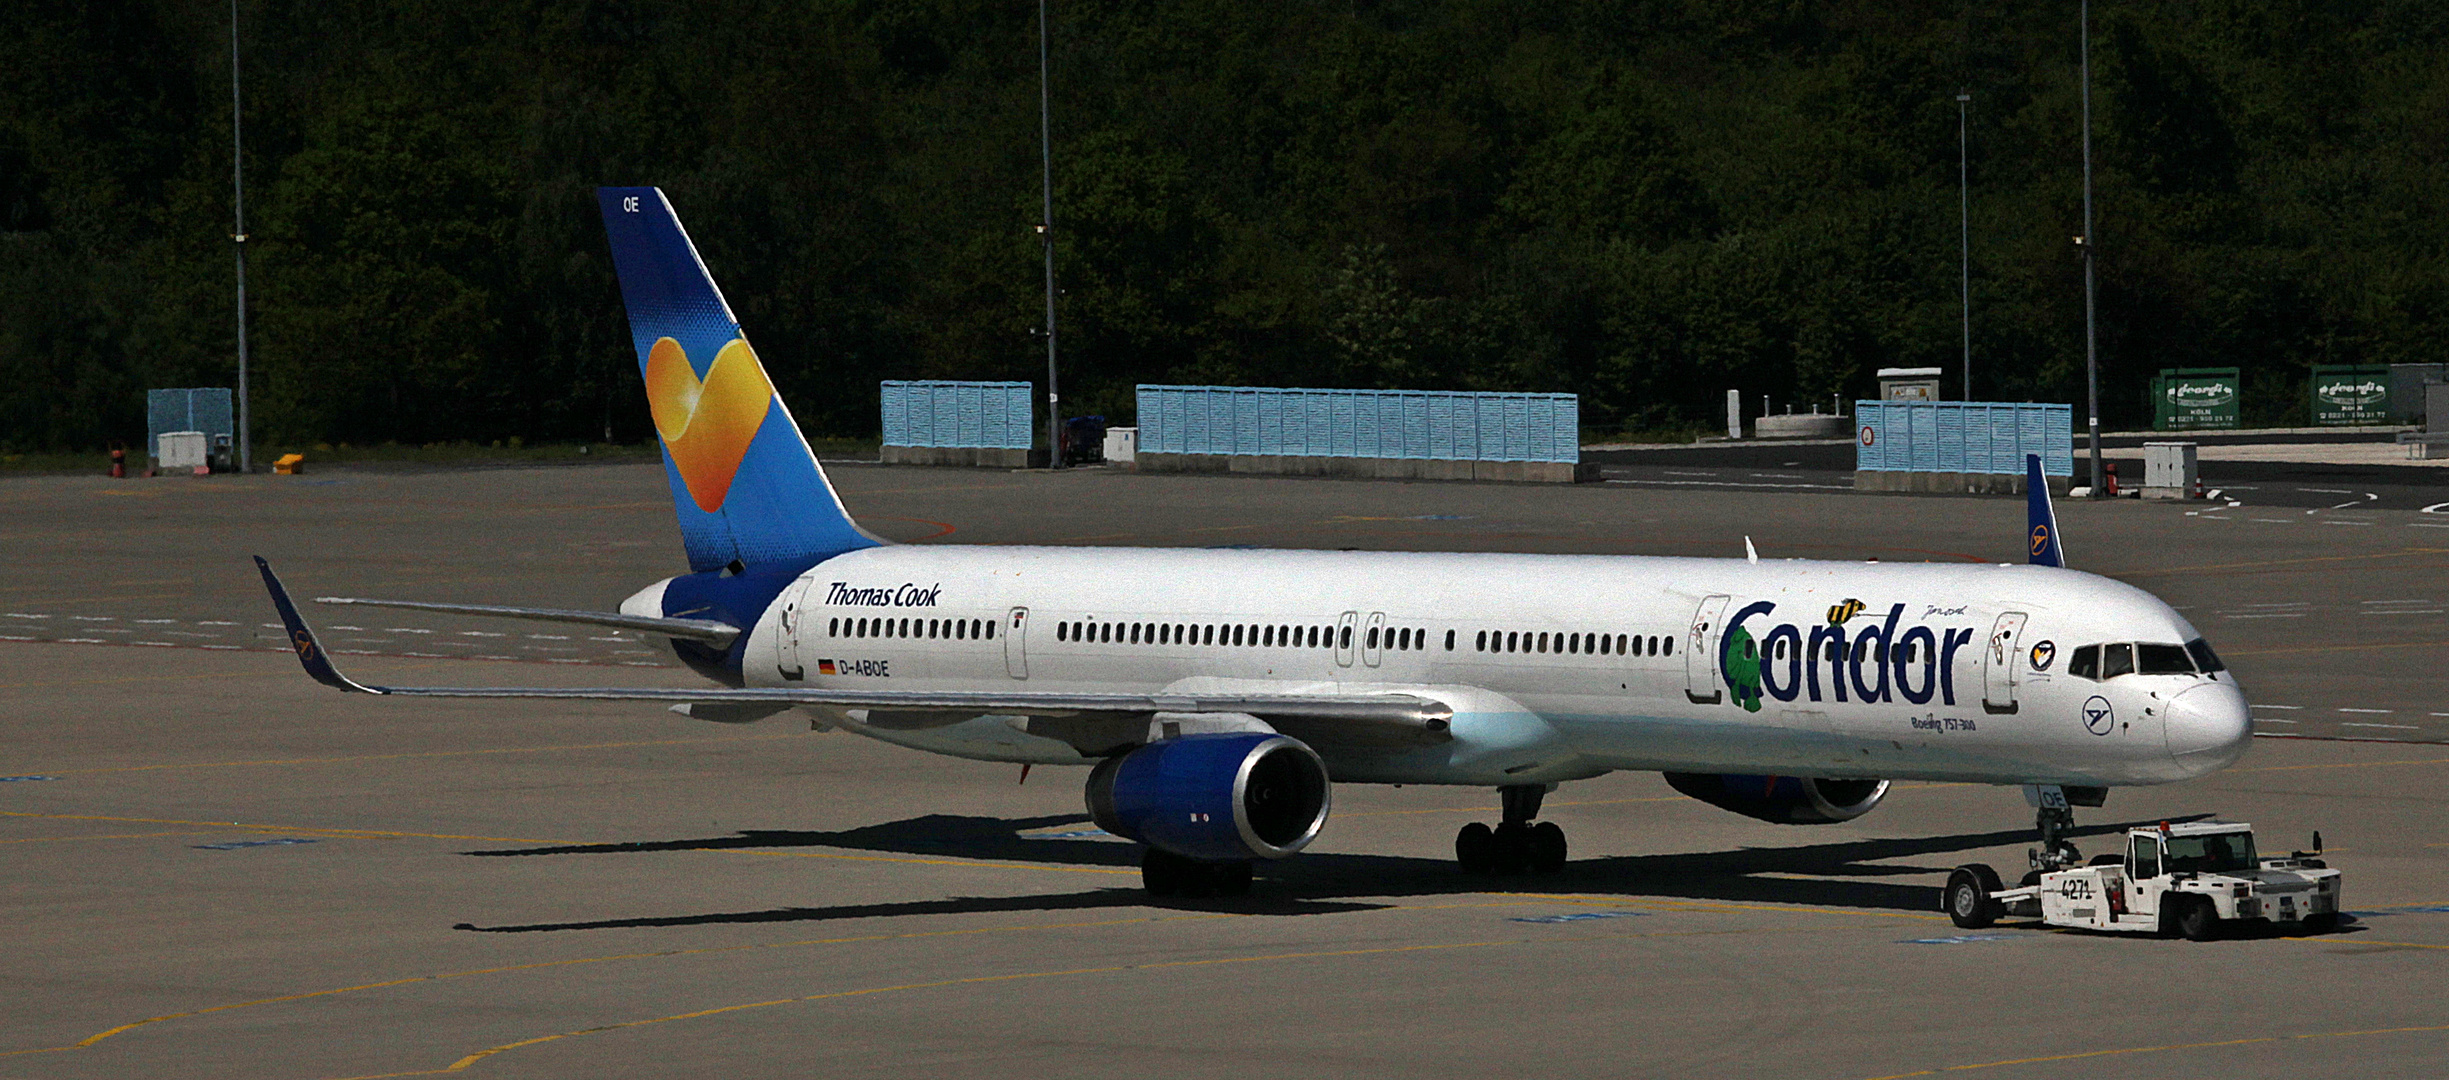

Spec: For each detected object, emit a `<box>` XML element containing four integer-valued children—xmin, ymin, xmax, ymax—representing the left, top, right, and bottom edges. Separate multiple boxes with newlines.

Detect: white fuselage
<box><xmin>712</xmin><ymin>547</ymin><xmax>2252</xmax><ymax>789</ymax></box>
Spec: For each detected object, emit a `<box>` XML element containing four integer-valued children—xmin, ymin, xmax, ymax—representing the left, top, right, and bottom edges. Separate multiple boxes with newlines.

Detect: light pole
<box><xmin>1957</xmin><ymin>91</ymin><xmax>1971</xmax><ymax>401</ymax></box>
<box><xmin>2080</xmin><ymin>0</ymin><xmax>2102</xmax><ymax>496</ymax></box>
<box><xmin>230</xmin><ymin>0</ymin><xmax>251</xmax><ymax>473</ymax></box>
<box><xmin>1037</xmin><ymin>0</ymin><xmax>1061</xmax><ymax>469</ymax></box>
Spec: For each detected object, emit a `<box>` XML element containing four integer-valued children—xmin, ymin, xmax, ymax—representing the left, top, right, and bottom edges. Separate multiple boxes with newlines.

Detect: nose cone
<box><xmin>2164</xmin><ymin>682</ymin><xmax>2252</xmax><ymax>777</ymax></box>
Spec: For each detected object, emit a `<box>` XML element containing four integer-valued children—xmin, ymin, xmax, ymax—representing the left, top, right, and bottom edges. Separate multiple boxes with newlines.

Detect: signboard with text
<box><xmin>2152</xmin><ymin>368</ymin><xmax>2240</xmax><ymax>430</ymax></box>
<box><xmin>2311</xmin><ymin>365</ymin><xmax>2391</xmax><ymax>426</ymax></box>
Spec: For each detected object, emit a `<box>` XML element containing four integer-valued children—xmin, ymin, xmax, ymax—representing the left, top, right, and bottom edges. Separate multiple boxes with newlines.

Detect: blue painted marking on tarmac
<box><xmin>1410</xmin><ymin>514</ymin><xmax>1472</xmax><ymax>520</ymax></box>
<box><xmin>192</xmin><ymin>838</ymin><xmax>321</xmax><ymax>851</ymax></box>
<box><xmin>0</xmin><ymin>775</ymin><xmax>59</xmax><ymax>782</ymax></box>
<box><xmin>1510</xmin><ymin>911</ymin><xmax>1649</xmax><ymax>924</ymax></box>
<box><xmin>1023</xmin><ymin>829</ymin><xmax>1121</xmax><ymax>841</ymax></box>
<box><xmin>2388</xmin><ymin>905</ymin><xmax>2449</xmax><ymax>914</ymax></box>
<box><xmin>1902</xmin><ymin>934</ymin><xmax>2015</xmax><ymax>945</ymax></box>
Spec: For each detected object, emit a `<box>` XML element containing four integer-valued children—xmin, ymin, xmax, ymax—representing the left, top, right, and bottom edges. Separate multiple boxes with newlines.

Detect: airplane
<box><xmin>252</xmin><ymin>186</ymin><xmax>2254</xmax><ymax>897</ymax></box>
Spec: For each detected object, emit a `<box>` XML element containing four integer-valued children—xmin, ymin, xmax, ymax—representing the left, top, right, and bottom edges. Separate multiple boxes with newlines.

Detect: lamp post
<box><xmin>1037</xmin><ymin>0</ymin><xmax>1061</xmax><ymax>469</ymax></box>
<box><xmin>2080</xmin><ymin>0</ymin><xmax>2102</xmax><ymax>496</ymax></box>
<box><xmin>1957</xmin><ymin>91</ymin><xmax>1971</xmax><ymax>402</ymax></box>
<box><xmin>230</xmin><ymin>0</ymin><xmax>251</xmax><ymax>473</ymax></box>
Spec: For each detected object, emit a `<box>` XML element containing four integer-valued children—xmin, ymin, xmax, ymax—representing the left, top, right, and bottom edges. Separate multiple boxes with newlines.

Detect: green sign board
<box><xmin>2153</xmin><ymin>367</ymin><xmax>2240</xmax><ymax>430</ymax></box>
<box><xmin>2311</xmin><ymin>364</ymin><xmax>2391</xmax><ymax>426</ymax></box>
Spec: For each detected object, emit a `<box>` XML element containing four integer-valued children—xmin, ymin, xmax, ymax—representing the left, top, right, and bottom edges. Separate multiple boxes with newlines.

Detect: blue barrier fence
<box><xmin>880</xmin><ymin>381</ymin><xmax>1034</xmax><ymax>449</ymax></box>
<box><xmin>1854</xmin><ymin>401</ymin><xmax>2073</xmax><ymax>476</ymax></box>
<box><xmin>1136</xmin><ymin>386</ymin><xmax>1579</xmax><ymax>462</ymax></box>
<box><xmin>146</xmin><ymin>388</ymin><xmax>233</xmax><ymax>459</ymax></box>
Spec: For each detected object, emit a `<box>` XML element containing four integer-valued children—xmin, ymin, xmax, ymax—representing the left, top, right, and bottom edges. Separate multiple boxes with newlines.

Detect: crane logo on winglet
<box><xmin>2030</xmin><ymin>524</ymin><xmax>2053</xmax><ymax>560</ymax></box>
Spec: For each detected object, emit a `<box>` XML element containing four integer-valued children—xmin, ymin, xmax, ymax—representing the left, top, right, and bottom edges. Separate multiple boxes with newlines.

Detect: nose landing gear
<box><xmin>1456</xmin><ymin>784</ymin><xmax>1567</xmax><ymax>875</ymax></box>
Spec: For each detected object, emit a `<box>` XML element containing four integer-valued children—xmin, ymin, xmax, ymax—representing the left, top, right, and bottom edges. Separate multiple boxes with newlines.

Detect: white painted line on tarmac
<box><xmin>2249</xmin><ymin>518</ymin><xmax>2296</xmax><ymax>524</ymax></box>
<box><xmin>2362</xmin><ymin>609</ymin><xmax>2444</xmax><ymax>615</ymax></box>
<box><xmin>2411</xmin><ymin>523</ymin><xmax>2449</xmax><ymax>529</ymax></box>
<box><xmin>2298</xmin><ymin>488</ymin><xmax>2354</xmax><ymax>494</ymax></box>
<box><xmin>2322</xmin><ymin>520</ymin><xmax>2376</xmax><ymax>526</ymax></box>
<box><xmin>133</xmin><ymin>618</ymin><xmax>175</xmax><ymax>624</ymax></box>
<box><xmin>2223</xmin><ymin>613</ymin><xmax>2306</xmax><ymax>619</ymax></box>
<box><xmin>67</xmin><ymin>615</ymin><xmax>114</xmax><ymax>622</ymax></box>
<box><xmin>385</xmin><ymin>628</ymin><xmax>434</xmax><ymax>635</ymax></box>
<box><xmin>2343</xmin><ymin>722</ymin><xmax>2420</xmax><ymax>730</ymax></box>
<box><xmin>1662</xmin><ymin>470</ymin><xmax>1719</xmax><ymax>477</ymax></box>
<box><xmin>2339</xmin><ymin>708</ymin><xmax>2395</xmax><ymax>714</ymax></box>
<box><xmin>2252</xmin><ymin>704</ymin><xmax>2304</xmax><ymax>710</ymax></box>
<box><xmin>2255</xmin><ymin>718</ymin><xmax>2299</xmax><ymax>724</ymax></box>
<box><xmin>197</xmin><ymin>620</ymin><xmax>237</xmax><ymax>626</ymax></box>
<box><xmin>3</xmin><ymin>613</ymin><xmax>51</xmax><ymax>619</ymax></box>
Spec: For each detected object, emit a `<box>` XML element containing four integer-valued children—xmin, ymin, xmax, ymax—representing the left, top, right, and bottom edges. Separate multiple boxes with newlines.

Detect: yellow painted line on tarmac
<box><xmin>0</xmin><ymin>830</ymin><xmax>223</xmax><ymax>845</ymax></box>
<box><xmin>1859</xmin><ymin>1019</ymin><xmax>2449</xmax><ymax>1079</ymax></box>
<box><xmin>30</xmin><ymin>733</ymin><xmax>800</xmax><ymax>775</ymax></box>
<box><xmin>0</xmin><ymin>912</ymin><xmax>1239</xmax><ymax>1062</ymax></box>
<box><xmin>323</xmin><ymin>939</ymin><xmax>1507</xmax><ymax>1079</ymax></box>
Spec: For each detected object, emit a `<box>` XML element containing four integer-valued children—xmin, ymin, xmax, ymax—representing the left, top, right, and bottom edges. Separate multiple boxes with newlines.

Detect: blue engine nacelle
<box><xmin>1662</xmin><ymin>773</ymin><xmax>1889</xmax><ymax>825</ymax></box>
<box><xmin>1085</xmin><ymin>733</ymin><xmax>1332</xmax><ymax>861</ymax></box>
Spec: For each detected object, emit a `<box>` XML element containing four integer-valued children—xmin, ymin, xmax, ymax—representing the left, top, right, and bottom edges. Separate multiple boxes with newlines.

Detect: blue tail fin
<box><xmin>597</xmin><ymin>187</ymin><xmax>880</xmax><ymax>572</ymax></box>
<box><xmin>2026</xmin><ymin>453</ymin><xmax>2066</xmax><ymax>568</ymax></box>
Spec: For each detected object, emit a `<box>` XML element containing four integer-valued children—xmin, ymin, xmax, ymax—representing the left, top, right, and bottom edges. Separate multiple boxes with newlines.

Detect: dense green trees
<box><xmin>3</xmin><ymin>0</ymin><xmax>2442</xmax><ymax>450</ymax></box>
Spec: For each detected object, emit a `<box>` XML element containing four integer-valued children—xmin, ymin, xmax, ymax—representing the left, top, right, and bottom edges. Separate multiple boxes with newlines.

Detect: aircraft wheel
<box><xmin>1490</xmin><ymin>822</ymin><xmax>1531</xmax><ymax>876</ymax></box>
<box><xmin>1527</xmin><ymin>822</ymin><xmax>1568</xmax><ymax>874</ymax></box>
<box><xmin>1141</xmin><ymin>848</ymin><xmax>1183</xmax><ymax>897</ymax></box>
<box><xmin>1455</xmin><ymin>822</ymin><xmax>1495</xmax><ymax>874</ymax></box>
<box><xmin>1213</xmin><ymin>860</ymin><xmax>1254</xmax><ymax>897</ymax></box>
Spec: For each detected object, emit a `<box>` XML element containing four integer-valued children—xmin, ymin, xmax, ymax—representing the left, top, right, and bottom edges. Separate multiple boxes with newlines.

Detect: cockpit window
<box><xmin>2185</xmin><ymin>638</ymin><xmax>2226</xmax><ymax>674</ymax></box>
<box><xmin>2137</xmin><ymin>643</ymin><xmax>2196</xmax><ymax>675</ymax></box>
<box><xmin>2100</xmin><ymin>642</ymin><xmax>2134</xmax><ymax>679</ymax></box>
<box><xmin>2068</xmin><ymin>644</ymin><xmax>2100</xmax><ymax>680</ymax></box>
<box><xmin>2164</xmin><ymin>832</ymin><xmax>2257</xmax><ymax>874</ymax></box>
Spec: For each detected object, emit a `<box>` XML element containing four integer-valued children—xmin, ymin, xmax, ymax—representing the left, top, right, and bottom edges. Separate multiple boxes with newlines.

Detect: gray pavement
<box><xmin>4</xmin><ymin>462</ymin><xmax>2446</xmax><ymax>1079</ymax></box>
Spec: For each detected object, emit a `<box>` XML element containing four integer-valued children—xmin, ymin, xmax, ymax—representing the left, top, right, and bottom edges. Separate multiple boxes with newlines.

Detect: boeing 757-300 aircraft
<box><xmin>254</xmin><ymin>187</ymin><xmax>2252</xmax><ymax>896</ymax></box>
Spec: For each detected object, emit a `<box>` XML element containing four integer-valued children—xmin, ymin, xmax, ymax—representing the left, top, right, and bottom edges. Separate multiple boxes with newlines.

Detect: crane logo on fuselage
<box><xmin>1721</xmin><ymin>601</ymin><xmax>1980</xmax><ymax>714</ymax></box>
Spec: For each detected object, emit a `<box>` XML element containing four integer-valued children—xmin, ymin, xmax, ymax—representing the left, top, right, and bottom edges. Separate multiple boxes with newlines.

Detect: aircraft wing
<box><xmin>256</xmin><ymin>558</ymin><xmax>1450</xmax><ymax>738</ymax></box>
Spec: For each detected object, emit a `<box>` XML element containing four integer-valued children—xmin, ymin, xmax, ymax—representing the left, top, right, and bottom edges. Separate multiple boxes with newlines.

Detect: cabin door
<box><xmin>775</xmin><ymin>578</ymin><xmax>812</xmax><ymax>681</ymax></box>
<box><xmin>1983</xmin><ymin>611</ymin><xmax>2029</xmax><ymax>714</ymax></box>
<box><xmin>1684</xmin><ymin>594</ymin><xmax>1732</xmax><ymax>704</ymax></box>
<box><xmin>1003</xmin><ymin>607</ymin><xmax>1031</xmax><ymax>679</ymax></box>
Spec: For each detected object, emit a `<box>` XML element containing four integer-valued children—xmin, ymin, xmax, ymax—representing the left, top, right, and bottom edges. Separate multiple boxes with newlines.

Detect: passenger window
<box><xmin>2137</xmin><ymin>643</ymin><xmax>2195</xmax><ymax>675</ymax></box>
<box><xmin>1338</xmin><ymin>625</ymin><xmax>1351</xmax><ymax>648</ymax></box>
<box><xmin>2185</xmin><ymin>638</ymin><xmax>2225</xmax><ymax>673</ymax></box>
<box><xmin>2066</xmin><ymin>644</ymin><xmax>2096</xmax><ymax>679</ymax></box>
<box><xmin>1445</xmin><ymin>629</ymin><xmax>1456</xmax><ymax>651</ymax></box>
<box><xmin>2130</xmin><ymin>836</ymin><xmax>2160</xmax><ymax>879</ymax></box>
<box><xmin>1505</xmin><ymin>631</ymin><xmax>1518</xmax><ymax>653</ymax></box>
<box><xmin>985</xmin><ymin>620</ymin><xmax>995</xmax><ymax>640</ymax></box>
<box><xmin>828</xmin><ymin>617</ymin><xmax>839</xmax><ymax>637</ymax></box>
<box><xmin>2101</xmin><ymin>642</ymin><xmax>2134</xmax><ymax>679</ymax></box>
<box><xmin>1662</xmin><ymin>637</ymin><xmax>1673</xmax><ymax>656</ymax></box>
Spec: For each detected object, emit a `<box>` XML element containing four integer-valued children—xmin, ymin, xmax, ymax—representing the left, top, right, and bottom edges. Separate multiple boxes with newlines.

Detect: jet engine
<box><xmin>1662</xmin><ymin>773</ymin><xmax>1889</xmax><ymax>825</ymax></box>
<box><xmin>1086</xmin><ymin>732</ymin><xmax>1331</xmax><ymax>861</ymax></box>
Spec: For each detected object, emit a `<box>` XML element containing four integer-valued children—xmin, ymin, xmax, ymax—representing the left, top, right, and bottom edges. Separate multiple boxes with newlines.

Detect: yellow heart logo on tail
<box><xmin>645</xmin><ymin>337</ymin><xmax>773</xmax><ymax>512</ymax></box>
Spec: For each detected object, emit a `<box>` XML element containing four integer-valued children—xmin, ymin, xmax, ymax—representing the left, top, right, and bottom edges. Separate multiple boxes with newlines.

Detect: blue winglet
<box><xmin>2025</xmin><ymin>454</ymin><xmax>2066</xmax><ymax>568</ymax></box>
<box><xmin>253</xmin><ymin>557</ymin><xmax>378</xmax><ymax>693</ymax></box>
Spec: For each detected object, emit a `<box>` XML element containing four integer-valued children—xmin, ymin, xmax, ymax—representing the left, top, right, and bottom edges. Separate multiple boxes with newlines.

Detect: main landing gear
<box><xmin>1141</xmin><ymin>848</ymin><xmax>1253</xmax><ymax>898</ymax></box>
<box><xmin>1456</xmin><ymin>784</ymin><xmax>1567</xmax><ymax>875</ymax></box>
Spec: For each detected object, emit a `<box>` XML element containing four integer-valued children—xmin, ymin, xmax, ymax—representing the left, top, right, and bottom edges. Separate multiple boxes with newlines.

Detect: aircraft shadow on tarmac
<box><xmin>451</xmin><ymin>814</ymin><xmax>2207</xmax><ymax>934</ymax></box>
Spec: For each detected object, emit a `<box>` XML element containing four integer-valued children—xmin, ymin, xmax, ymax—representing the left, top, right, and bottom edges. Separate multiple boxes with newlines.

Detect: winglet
<box><xmin>253</xmin><ymin>557</ymin><xmax>380</xmax><ymax>693</ymax></box>
<box><xmin>2026</xmin><ymin>454</ymin><xmax>2066</xmax><ymax>568</ymax></box>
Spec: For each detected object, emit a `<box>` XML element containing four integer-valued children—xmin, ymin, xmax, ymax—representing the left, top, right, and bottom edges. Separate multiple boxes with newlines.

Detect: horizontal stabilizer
<box><xmin>313</xmin><ymin>596</ymin><xmax>739</xmax><ymax>644</ymax></box>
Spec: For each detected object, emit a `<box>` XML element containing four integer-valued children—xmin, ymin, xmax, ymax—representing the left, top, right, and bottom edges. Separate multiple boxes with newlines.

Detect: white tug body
<box><xmin>1948</xmin><ymin>821</ymin><xmax>2342</xmax><ymax>940</ymax></box>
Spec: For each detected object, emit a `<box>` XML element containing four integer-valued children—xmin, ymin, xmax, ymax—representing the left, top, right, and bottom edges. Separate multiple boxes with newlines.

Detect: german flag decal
<box><xmin>816</xmin><ymin>658</ymin><xmax>838</xmax><ymax>675</ymax></box>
